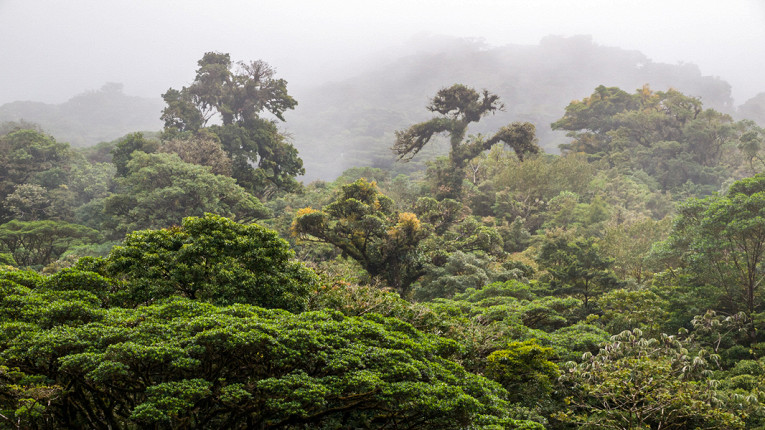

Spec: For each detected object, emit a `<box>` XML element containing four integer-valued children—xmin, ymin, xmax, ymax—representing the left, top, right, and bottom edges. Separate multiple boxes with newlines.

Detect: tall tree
<box><xmin>161</xmin><ymin>52</ymin><xmax>302</xmax><ymax>196</ymax></box>
<box><xmin>393</xmin><ymin>84</ymin><xmax>538</xmax><ymax>198</ymax></box>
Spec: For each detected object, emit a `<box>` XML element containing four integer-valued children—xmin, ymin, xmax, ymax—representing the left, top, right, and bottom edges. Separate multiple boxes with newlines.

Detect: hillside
<box><xmin>0</xmin><ymin>83</ymin><xmax>163</xmax><ymax>147</ymax></box>
<box><xmin>2</xmin><ymin>35</ymin><xmax>762</xmax><ymax>182</ymax></box>
<box><xmin>287</xmin><ymin>35</ymin><xmax>739</xmax><ymax>180</ymax></box>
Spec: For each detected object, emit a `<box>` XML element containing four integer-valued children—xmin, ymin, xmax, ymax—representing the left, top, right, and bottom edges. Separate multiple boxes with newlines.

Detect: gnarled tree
<box><xmin>291</xmin><ymin>179</ymin><xmax>427</xmax><ymax>296</ymax></box>
<box><xmin>393</xmin><ymin>84</ymin><xmax>539</xmax><ymax>198</ymax></box>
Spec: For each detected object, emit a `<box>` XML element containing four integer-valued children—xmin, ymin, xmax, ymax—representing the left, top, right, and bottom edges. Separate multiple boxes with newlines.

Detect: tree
<box><xmin>551</xmin><ymin>85</ymin><xmax>639</xmax><ymax>139</ymax></box>
<box><xmin>67</xmin><ymin>159</ymin><xmax>116</xmax><ymax>208</ymax></box>
<box><xmin>0</xmin><ymin>220</ymin><xmax>100</xmax><ymax>267</ymax></box>
<box><xmin>110</xmin><ymin>132</ymin><xmax>159</xmax><ymax>177</ymax></box>
<box><xmin>307</xmin><ymin>275</ymin><xmax>609</xmax><ymax>423</ymax></box>
<box><xmin>561</xmin><ymin>329</ymin><xmax>745</xmax><ymax>429</ymax></box>
<box><xmin>291</xmin><ymin>179</ymin><xmax>427</xmax><ymax>296</ymax></box>
<box><xmin>485</xmin><ymin>339</ymin><xmax>560</xmax><ymax>406</ymax></box>
<box><xmin>552</xmin><ymin>85</ymin><xmax>702</xmax><ymax>153</ymax></box>
<box><xmin>3</xmin><ymin>184</ymin><xmax>51</xmax><ymax>221</ymax></box>
<box><xmin>0</xmin><ymin>129</ymin><xmax>74</xmax><ymax>223</ymax></box>
<box><xmin>87</xmin><ymin>213</ymin><xmax>317</xmax><ymax>311</ymax></box>
<box><xmin>736</xmin><ymin>119</ymin><xmax>765</xmax><ymax>175</ymax></box>
<box><xmin>664</xmin><ymin>174</ymin><xmax>765</xmax><ymax>320</ymax></box>
<box><xmin>393</xmin><ymin>84</ymin><xmax>539</xmax><ymax>198</ymax></box>
<box><xmin>0</xmin><ymin>363</ymin><xmax>61</xmax><ymax>430</ymax></box>
<box><xmin>537</xmin><ymin>231</ymin><xmax>620</xmax><ymax>311</ymax></box>
<box><xmin>414</xmin><ymin>251</ymin><xmax>491</xmax><ymax>300</ymax></box>
<box><xmin>158</xmin><ymin>133</ymin><xmax>232</xmax><ymax>176</ymax></box>
<box><xmin>103</xmin><ymin>151</ymin><xmax>269</xmax><ymax>235</ymax></box>
<box><xmin>412</xmin><ymin>196</ymin><xmax>463</xmax><ymax>235</ymax></box>
<box><xmin>552</xmin><ymin>85</ymin><xmax>738</xmax><ymax>194</ymax></box>
<box><xmin>161</xmin><ymin>52</ymin><xmax>303</xmax><ymax>195</ymax></box>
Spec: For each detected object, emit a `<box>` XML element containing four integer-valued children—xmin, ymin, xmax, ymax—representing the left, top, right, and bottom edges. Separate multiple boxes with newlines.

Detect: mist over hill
<box><xmin>2</xmin><ymin>35</ymin><xmax>763</xmax><ymax>182</ymax></box>
<box><xmin>0</xmin><ymin>83</ymin><xmax>163</xmax><ymax>147</ymax></box>
<box><xmin>739</xmin><ymin>92</ymin><xmax>765</xmax><ymax>125</ymax></box>
<box><xmin>286</xmin><ymin>35</ymin><xmax>744</xmax><ymax>181</ymax></box>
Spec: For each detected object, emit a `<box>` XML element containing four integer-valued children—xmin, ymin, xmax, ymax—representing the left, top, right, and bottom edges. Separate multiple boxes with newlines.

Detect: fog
<box><xmin>1</xmin><ymin>0</ymin><xmax>763</xmax><ymax>106</ymax></box>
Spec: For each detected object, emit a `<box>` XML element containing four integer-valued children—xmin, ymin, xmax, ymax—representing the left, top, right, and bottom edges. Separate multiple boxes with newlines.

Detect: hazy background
<box><xmin>2</xmin><ymin>0</ymin><xmax>764</xmax><ymax>180</ymax></box>
<box><xmin>1</xmin><ymin>0</ymin><xmax>763</xmax><ymax>105</ymax></box>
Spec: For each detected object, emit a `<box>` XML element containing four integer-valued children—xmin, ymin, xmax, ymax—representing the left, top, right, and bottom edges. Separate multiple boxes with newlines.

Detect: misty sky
<box><xmin>1</xmin><ymin>0</ymin><xmax>763</xmax><ymax>105</ymax></box>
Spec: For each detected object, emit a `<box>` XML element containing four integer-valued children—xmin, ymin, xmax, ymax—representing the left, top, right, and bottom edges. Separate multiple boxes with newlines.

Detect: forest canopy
<box><xmin>2</xmin><ymin>47</ymin><xmax>765</xmax><ymax>428</ymax></box>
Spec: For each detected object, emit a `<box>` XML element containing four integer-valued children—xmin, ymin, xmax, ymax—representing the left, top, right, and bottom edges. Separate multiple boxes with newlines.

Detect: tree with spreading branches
<box><xmin>393</xmin><ymin>84</ymin><xmax>539</xmax><ymax>198</ymax></box>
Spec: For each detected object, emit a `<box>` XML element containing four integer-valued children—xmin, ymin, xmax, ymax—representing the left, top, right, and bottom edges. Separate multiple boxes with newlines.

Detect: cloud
<box><xmin>1</xmin><ymin>0</ymin><xmax>763</xmax><ymax>104</ymax></box>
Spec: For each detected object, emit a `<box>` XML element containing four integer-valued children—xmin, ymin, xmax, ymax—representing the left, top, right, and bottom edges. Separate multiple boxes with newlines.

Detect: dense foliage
<box><xmin>84</xmin><ymin>213</ymin><xmax>317</xmax><ymax>311</ymax></box>
<box><xmin>3</xmin><ymin>50</ymin><xmax>765</xmax><ymax>428</ymax></box>
<box><xmin>161</xmin><ymin>52</ymin><xmax>303</xmax><ymax>196</ymax></box>
<box><xmin>0</xmin><ymin>292</ymin><xmax>531</xmax><ymax>429</ymax></box>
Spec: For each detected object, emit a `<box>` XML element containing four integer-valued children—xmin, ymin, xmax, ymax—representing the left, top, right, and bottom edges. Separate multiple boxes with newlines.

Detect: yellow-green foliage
<box><xmin>486</xmin><ymin>339</ymin><xmax>559</xmax><ymax>403</ymax></box>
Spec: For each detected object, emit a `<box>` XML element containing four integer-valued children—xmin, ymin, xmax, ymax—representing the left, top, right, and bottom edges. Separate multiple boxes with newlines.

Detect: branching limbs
<box><xmin>392</xmin><ymin>118</ymin><xmax>454</xmax><ymax>162</ymax></box>
<box><xmin>392</xmin><ymin>85</ymin><xmax>539</xmax><ymax>181</ymax></box>
<box><xmin>484</xmin><ymin>122</ymin><xmax>539</xmax><ymax>161</ymax></box>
